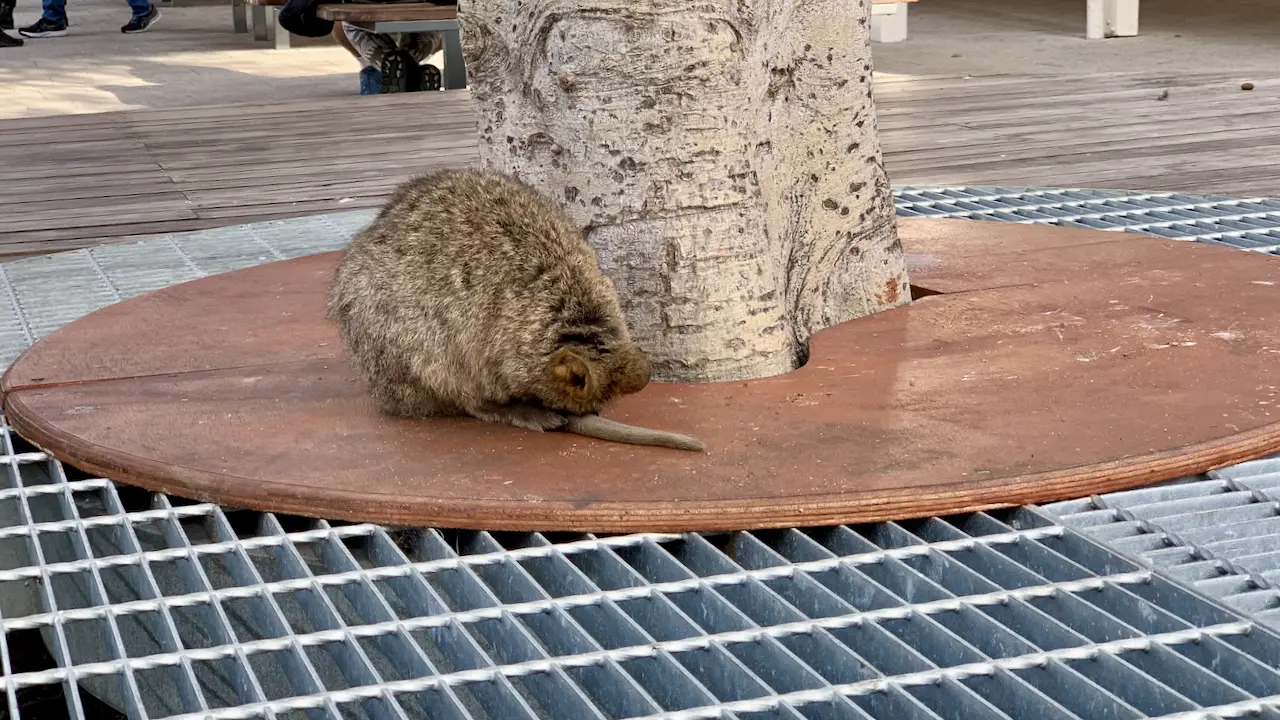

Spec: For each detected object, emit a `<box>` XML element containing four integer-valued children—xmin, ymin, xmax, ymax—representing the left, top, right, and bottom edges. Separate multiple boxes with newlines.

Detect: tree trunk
<box><xmin>459</xmin><ymin>0</ymin><xmax>908</xmax><ymax>382</ymax></box>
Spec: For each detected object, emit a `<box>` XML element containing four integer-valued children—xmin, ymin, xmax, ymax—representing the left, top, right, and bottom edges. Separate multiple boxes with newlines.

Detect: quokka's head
<box><xmin>536</xmin><ymin>341</ymin><xmax>652</xmax><ymax>415</ymax></box>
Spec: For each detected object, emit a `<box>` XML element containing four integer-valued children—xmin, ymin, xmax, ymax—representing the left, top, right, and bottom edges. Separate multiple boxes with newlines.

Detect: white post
<box><xmin>871</xmin><ymin>2</ymin><xmax>908</xmax><ymax>43</ymax></box>
<box><xmin>1104</xmin><ymin>0</ymin><xmax>1139</xmax><ymax>36</ymax></box>
<box><xmin>1085</xmin><ymin>0</ymin><xmax>1105</xmax><ymax>39</ymax></box>
<box><xmin>272</xmin><ymin>8</ymin><xmax>291</xmax><ymax>49</ymax></box>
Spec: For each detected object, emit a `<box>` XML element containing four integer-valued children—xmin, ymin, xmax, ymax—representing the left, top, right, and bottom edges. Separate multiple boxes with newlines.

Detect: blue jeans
<box><xmin>43</xmin><ymin>0</ymin><xmax>151</xmax><ymax>22</ymax></box>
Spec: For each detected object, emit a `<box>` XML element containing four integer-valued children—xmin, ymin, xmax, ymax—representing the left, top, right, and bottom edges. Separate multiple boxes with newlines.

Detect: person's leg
<box><xmin>126</xmin><ymin>0</ymin><xmax>153</xmax><ymax>16</ymax></box>
<box><xmin>18</xmin><ymin>0</ymin><xmax>69</xmax><ymax>37</ymax></box>
<box><xmin>41</xmin><ymin>0</ymin><xmax>66</xmax><ymax>23</ymax></box>
<box><xmin>0</xmin><ymin>1</ymin><xmax>20</xmax><ymax>46</ymax></box>
<box><xmin>121</xmin><ymin>0</ymin><xmax>160</xmax><ymax>33</ymax></box>
<box><xmin>343</xmin><ymin>23</ymin><xmax>395</xmax><ymax>95</ymax></box>
<box><xmin>344</xmin><ymin>22</ymin><xmax>395</xmax><ymax>67</ymax></box>
<box><xmin>400</xmin><ymin>30</ymin><xmax>442</xmax><ymax>63</ymax></box>
<box><xmin>333</xmin><ymin>21</ymin><xmax>361</xmax><ymax>61</ymax></box>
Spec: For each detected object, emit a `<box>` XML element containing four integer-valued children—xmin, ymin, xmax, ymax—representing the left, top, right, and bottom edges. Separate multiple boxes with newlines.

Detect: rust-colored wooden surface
<box><xmin>4</xmin><ymin>219</ymin><xmax>1280</xmax><ymax>531</ymax></box>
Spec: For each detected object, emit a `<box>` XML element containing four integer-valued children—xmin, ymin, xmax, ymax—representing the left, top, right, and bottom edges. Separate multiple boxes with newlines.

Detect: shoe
<box><xmin>403</xmin><ymin>55</ymin><xmax>423</xmax><ymax>92</ymax></box>
<box><xmin>121</xmin><ymin>5</ymin><xmax>159</xmax><ymax>33</ymax></box>
<box><xmin>382</xmin><ymin>52</ymin><xmax>441</xmax><ymax>94</ymax></box>
<box><xmin>378</xmin><ymin>49</ymin><xmax>412</xmax><ymax>93</ymax></box>
<box><xmin>0</xmin><ymin>31</ymin><xmax>20</xmax><ymax>47</ymax></box>
<box><xmin>359</xmin><ymin>66</ymin><xmax>381</xmax><ymax>95</ymax></box>
<box><xmin>418</xmin><ymin>63</ymin><xmax>441</xmax><ymax>92</ymax></box>
<box><xmin>18</xmin><ymin>17</ymin><xmax>68</xmax><ymax>37</ymax></box>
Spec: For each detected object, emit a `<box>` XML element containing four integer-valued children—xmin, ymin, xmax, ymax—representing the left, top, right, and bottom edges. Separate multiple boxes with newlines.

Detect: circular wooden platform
<box><xmin>4</xmin><ymin>218</ymin><xmax>1279</xmax><ymax>532</ymax></box>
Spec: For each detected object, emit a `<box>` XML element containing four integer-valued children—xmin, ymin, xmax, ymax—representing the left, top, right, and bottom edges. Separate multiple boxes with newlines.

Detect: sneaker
<box><xmin>418</xmin><ymin>63</ymin><xmax>441</xmax><ymax>92</ymax></box>
<box><xmin>359</xmin><ymin>65</ymin><xmax>381</xmax><ymax>95</ymax></box>
<box><xmin>0</xmin><ymin>31</ymin><xmax>21</xmax><ymax>47</ymax></box>
<box><xmin>378</xmin><ymin>49</ymin><xmax>412</xmax><ymax>94</ymax></box>
<box><xmin>18</xmin><ymin>17</ymin><xmax>67</xmax><ymax>37</ymax></box>
<box><xmin>121</xmin><ymin>6</ymin><xmax>159</xmax><ymax>33</ymax></box>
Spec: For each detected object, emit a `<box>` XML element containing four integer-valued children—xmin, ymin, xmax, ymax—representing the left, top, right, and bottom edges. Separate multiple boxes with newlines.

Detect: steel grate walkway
<box><xmin>0</xmin><ymin>187</ymin><xmax>1277</xmax><ymax>719</ymax></box>
<box><xmin>1044</xmin><ymin>456</ymin><xmax>1280</xmax><ymax>635</ymax></box>
<box><xmin>4</xmin><ymin>437</ymin><xmax>1280</xmax><ymax>720</ymax></box>
<box><xmin>894</xmin><ymin>187</ymin><xmax>1280</xmax><ymax>256</ymax></box>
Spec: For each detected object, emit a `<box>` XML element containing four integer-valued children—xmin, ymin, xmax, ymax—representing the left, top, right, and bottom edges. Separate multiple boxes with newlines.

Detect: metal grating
<box><xmin>0</xmin><ymin>186</ymin><xmax>1278</xmax><ymax>718</ymax></box>
<box><xmin>1043</xmin><ymin>455</ymin><xmax>1280</xmax><ymax>634</ymax></box>
<box><xmin>5</xmin><ymin>434</ymin><xmax>1280</xmax><ymax>720</ymax></box>
<box><xmin>894</xmin><ymin>186</ymin><xmax>1280</xmax><ymax>256</ymax></box>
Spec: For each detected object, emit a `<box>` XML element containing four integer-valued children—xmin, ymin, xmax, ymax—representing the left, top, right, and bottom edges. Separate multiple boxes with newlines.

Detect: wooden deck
<box><xmin>0</xmin><ymin>72</ymin><xmax>1275</xmax><ymax>259</ymax></box>
<box><xmin>873</xmin><ymin>71</ymin><xmax>1280</xmax><ymax>196</ymax></box>
<box><xmin>0</xmin><ymin>92</ymin><xmax>479</xmax><ymax>259</ymax></box>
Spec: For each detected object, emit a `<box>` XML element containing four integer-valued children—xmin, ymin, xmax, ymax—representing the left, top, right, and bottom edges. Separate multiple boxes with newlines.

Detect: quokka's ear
<box><xmin>549</xmin><ymin>347</ymin><xmax>598</xmax><ymax>397</ymax></box>
<box><xmin>612</xmin><ymin>345</ymin><xmax>651</xmax><ymax>395</ymax></box>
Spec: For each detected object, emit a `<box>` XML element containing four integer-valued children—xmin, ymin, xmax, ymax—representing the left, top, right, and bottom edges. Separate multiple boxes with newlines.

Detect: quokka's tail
<box><xmin>563</xmin><ymin>414</ymin><xmax>705</xmax><ymax>452</ymax></box>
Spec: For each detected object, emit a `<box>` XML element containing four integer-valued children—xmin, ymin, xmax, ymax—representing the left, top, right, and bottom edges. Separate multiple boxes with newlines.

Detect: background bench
<box><xmin>871</xmin><ymin>0</ymin><xmax>917</xmax><ymax>43</ymax></box>
<box><xmin>234</xmin><ymin>1</ymin><xmax>922</xmax><ymax>67</ymax></box>
<box><xmin>1086</xmin><ymin>0</ymin><xmax>1138</xmax><ymax>38</ymax></box>
<box><xmin>865</xmin><ymin>0</ymin><xmax>1136</xmax><ymax>43</ymax></box>
<box><xmin>233</xmin><ymin>1</ymin><xmax>466</xmax><ymax>89</ymax></box>
<box><xmin>316</xmin><ymin>3</ymin><xmax>466</xmax><ymax>89</ymax></box>
<box><xmin>240</xmin><ymin>0</ymin><xmax>285</xmax><ymax>48</ymax></box>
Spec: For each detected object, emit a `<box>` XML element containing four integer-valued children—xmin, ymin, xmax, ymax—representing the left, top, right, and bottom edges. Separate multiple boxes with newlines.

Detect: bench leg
<box><xmin>251</xmin><ymin>3</ymin><xmax>268</xmax><ymax>41</ymax></box>
<box><xmin>1104</xmin><ymin>0</ymin><xmax>1138</xmax><ymax>36</ymax></box>
<box><xmin>1088</xmin><ymin>0</ymin><xmax>1137</xmax><ymax>37</ymax></box>
<box><xmin>272</xmin><ymin>7</ymin><xmax>291</xmax><ymax>49</ymax></box>
<box><xmin>441</xmin><ymin>27</ymin><xmax>467</xmax><ymax>89</ymax></box>
<box><xmin>1086</xmin><ymin>0</ymin><xmax>1103</xmax><ymax>38</ymax></box>
<box><xmin>232</xmin><ymin>0</ymin><xmax>247</xmax><ymax>33</ymax></box>
<box><xmin>870</xmin><ymin>3</ymin><xmax>908</xmax><ymax>43</ymax></box>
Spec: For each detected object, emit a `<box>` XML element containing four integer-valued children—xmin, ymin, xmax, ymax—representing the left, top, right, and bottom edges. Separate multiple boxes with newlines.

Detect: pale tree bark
<box><xmin>459</xmin><ymin>0</ymin><xmax>908</xmax><ymax>382</ymax></box>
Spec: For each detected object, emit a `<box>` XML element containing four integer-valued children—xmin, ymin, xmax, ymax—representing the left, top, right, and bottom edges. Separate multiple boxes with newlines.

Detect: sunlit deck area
<box><xmin>2</xmin><ymin>0</ymin><xmax>1278</xmax><ymax>257</ymax></box>
<box><xmin>1</xmin><ymin>71</ymin><xmax>1276</xmax><ymax>258</ymax></box>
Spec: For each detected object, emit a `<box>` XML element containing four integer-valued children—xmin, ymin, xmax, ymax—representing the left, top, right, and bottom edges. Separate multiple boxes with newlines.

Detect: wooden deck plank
<box><xmin>315</xmin><ymin>2</ymin><xmax>457</xmax><ymax>21</ymax></box>
<box><xmin>886</xmin><ymin>126</ymin><xmax>1280</xmax><ymax>170</ymax></box>
<box><xmin>162</xmin><ymin>151</ymin><xmax>470</xmax><ymax>183</ymax></box>
<box><xmin>0</xmin><ymin>74</ymin><xmax>1275</xmax><ymax>259</ymax></box>
<box><xmin>0</xmin><ymin>162</ymin><xmax>165</xmax><ymax>183</ymax></box>
<box><xmin>141</xmin><ymin>137</ymin><xmax>478</xmax><ymax>168</ymax></box>
<box><xmin>4</xmin><ymin>192</ymin><xmax>196</xmax><ymax>220</ymax></box>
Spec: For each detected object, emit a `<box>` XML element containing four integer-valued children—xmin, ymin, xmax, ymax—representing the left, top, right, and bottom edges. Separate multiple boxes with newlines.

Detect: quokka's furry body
<box><xmin>328</xmin><ymin>169</ymin><xmax>704</xmax><ymax>451</ymax></box>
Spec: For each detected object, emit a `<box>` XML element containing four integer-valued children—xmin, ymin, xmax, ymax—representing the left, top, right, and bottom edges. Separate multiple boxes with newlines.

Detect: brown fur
<box><xmin>328</xmin><ymin>169</ymin><xmax>704</xmax><ymax>451</ymax></box>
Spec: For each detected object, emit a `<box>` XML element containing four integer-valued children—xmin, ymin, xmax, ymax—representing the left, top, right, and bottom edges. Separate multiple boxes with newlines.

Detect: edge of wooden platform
<box><xmin>8</xmin><ymin>385</ymin><xmax>1280</xmax><ymax>532</ymax></box>
<box><xmin>6</xmin><ymin>218</ymin><xmax>1279</xmax><ymax>532</ymax></box>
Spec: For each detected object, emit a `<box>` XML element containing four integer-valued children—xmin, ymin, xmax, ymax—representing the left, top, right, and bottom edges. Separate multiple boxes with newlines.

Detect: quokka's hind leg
<box><xmin>470</xmin><ymin>402</ymin><xmax>568</xmax><ymax>432</ymax></box>
<box><xmin>370</xmin><ymin>381</ymin><xmax>455</xmax><ymax>419</ymax></box>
